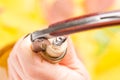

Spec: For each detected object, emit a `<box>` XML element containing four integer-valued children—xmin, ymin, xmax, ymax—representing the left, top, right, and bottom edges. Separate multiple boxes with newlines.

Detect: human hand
<box><xmin>8</xmin><ymin>35</ymin><xmax>90</xmax><ymax>80</ymax></box>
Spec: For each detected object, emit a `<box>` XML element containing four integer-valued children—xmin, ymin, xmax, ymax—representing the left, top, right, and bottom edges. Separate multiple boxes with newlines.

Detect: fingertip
<box><xmin>59</xmin><ymin>37</ymin><xmax>80</xmax><ymax>66</ymax></box>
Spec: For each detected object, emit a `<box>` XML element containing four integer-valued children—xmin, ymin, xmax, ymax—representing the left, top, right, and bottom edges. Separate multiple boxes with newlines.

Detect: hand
<box><xmin>8</xmin><ymin>35</ymin><xmax>90</xmax><ymax>80</ymax></box>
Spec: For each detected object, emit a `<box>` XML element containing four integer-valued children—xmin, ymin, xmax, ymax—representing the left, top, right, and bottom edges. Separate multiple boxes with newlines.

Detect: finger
<box><xmin>59</xmin><ymin>37</ymin><xmax>83</xmax><ymax>67</ymax></box>
<box><xmin>8</xmin><ymin>57</ymin><xmax>21</xmax><ymax>80</ymax></box>
<box><xmin>59</xmin><ymin>37</ymin><xmax>89</xmax><ymax>79</ymax></box>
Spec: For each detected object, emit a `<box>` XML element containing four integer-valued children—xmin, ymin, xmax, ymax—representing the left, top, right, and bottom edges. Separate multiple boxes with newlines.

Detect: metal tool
<box><xmin>31</xmin><ymin>10</ymin><xmax>120</xmax><ymax>41</ymax></box>
<box><xmin>30</xmin><ymin>10</ymin><xmax>120</xmax><ymax>63</ymax></box>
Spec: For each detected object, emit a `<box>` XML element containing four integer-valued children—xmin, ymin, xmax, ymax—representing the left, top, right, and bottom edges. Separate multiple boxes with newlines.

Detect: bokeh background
<box><xmin>0</xmin><ymin>0</ymin><xmax>120</xmax><ymax>80</ymax></box>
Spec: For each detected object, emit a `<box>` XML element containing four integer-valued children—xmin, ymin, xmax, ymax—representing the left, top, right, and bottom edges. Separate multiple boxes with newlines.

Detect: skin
<box><xmin>8</xmin><ymin>35</ymin><xmax>90</xmax><ymax>80</ymax></box>
<box><xmin>84</xmin><ymin>0</ymin><xmax>115</xmax><ymax>13</ymax></box>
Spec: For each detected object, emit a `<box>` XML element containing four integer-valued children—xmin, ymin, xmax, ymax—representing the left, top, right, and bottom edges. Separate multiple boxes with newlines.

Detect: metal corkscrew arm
<box><xmin>31</xmin><ymin>10</ymin><xmax>120</xmax><ymax>41</ymax></box>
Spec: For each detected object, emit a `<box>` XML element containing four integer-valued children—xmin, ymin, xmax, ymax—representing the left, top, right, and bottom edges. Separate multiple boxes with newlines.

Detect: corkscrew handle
<box><xmin>31</xmin><ymin>10</ymin><xmax>120</xmax><ymax>41</ymax></box>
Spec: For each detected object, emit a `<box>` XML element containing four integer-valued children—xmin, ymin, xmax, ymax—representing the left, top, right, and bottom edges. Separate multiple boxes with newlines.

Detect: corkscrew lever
<box><xmin>31</xmin><ymin>10</ymin><xmax>120</xmax><ymax>41</ymax></box>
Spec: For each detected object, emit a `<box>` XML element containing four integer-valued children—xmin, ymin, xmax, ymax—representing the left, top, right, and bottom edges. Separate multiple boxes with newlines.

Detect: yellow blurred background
<box><xmin>0</xmin><ymin>0</ymin><xmax>120</xmax><ymax>80</ymax></box>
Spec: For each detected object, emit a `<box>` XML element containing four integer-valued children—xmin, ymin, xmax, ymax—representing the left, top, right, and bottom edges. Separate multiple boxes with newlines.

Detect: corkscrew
<box><xmin>30</xmin><ymin>10</ymin><xmax>120</xmax><ymax>63</ymax></box>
